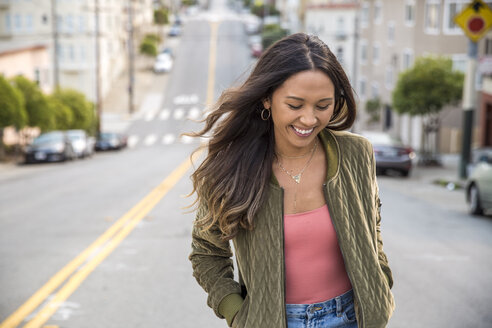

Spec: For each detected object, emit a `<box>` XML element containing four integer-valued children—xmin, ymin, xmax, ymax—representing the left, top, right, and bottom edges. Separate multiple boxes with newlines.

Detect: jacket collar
<box><xmin>270</xmin><ymin>128</ymin><xmax>340</xmax><ymax>187</ymax></box>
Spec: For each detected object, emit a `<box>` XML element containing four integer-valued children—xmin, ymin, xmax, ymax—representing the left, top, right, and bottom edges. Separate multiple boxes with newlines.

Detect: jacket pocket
<box><xmin>232</xmin><ymin>295</ymin><xmax>249</xmax><ymax>328</ymax></box>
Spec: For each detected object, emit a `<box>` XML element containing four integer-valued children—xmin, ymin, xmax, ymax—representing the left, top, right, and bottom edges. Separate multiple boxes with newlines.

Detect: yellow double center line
<box><xmin>1</xmin><ymin>21</ymin><xmax>219</xmax><ymax>328</ymax></box>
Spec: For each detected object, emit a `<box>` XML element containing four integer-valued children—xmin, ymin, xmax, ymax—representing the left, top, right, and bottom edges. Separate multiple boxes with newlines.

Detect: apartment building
<box><xmin>305</xmin><ymin>0</ymin><xmax>358</xmax><ymax>85</ymax></box>
<box><xmin>0</xmin><ymin>0</ymin><xmax>153</xmax><ymax>104</ymax></box>
<box><xmin>356</xmin><ymin>0</ymin><xmax>482</xmax><ymax>154</ymax></box>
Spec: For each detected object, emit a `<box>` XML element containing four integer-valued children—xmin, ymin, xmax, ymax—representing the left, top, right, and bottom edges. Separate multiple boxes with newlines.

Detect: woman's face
<box><xmin>263</xmin><ymin>69</ymin><xmax>335</xmax><ymax>156</ymax></box>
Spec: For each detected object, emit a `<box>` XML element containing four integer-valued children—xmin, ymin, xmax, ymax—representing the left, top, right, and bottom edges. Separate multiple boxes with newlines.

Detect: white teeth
<box><xmin>293</xmin><ymin>126</ymin><xmax>314</xmax><ymax>135</ymax></box>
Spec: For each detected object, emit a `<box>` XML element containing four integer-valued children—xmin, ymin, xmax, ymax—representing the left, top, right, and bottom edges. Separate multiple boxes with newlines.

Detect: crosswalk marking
<box><xmin>128</xmin><ymin>135</ymin><xmax>139</xmax><ymax>148</ymax></box>
<box><xmin>180</xmin><ymin>135</ymin><xmax>194</xmax><ymax>144</ymax></box>
<box><xmin>173</xmin><ymin>108</ymin><xmax>185</xmax><ymax>120</ymax></box>
<box><xmin>144</xmin><ymin>106</ymin><xmax>160</xmax><ymax>121</ymax></box>
<box><xmin>187</xmin><ymin>107</ymin><xmax>201</xmax><ymax>120</ymax></box>
<box><xmin>144</xmin><ymin>134</ymin><xmax>157</xmax><ymax>146</ymax></box>
<box><xmin>159</xmin><ymin>109</ymin><xmax>170</xmax><ymax>120</ymax></box>
<box><xmin>162</xmin><ymin>134</ymin><xmax>175</xmax><ymax>145</ymax></box>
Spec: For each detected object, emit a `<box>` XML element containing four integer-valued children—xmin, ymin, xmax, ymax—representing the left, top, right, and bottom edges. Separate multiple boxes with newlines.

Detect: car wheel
<box><xmin>401</xmin><ymin>170</ymin><xmax>410</xmax><ymax>177</ymax></box>
<box><xmin>469</xmin><ymin>184</ymin><xmax>484</xmax><ymax>215</ymax></box>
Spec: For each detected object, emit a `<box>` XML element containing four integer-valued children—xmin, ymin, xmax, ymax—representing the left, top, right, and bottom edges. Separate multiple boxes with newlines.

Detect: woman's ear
<box><xmin>262</xmin><ymin>97</ymin><xmax>271</xmax><ymax>110</ymax></box>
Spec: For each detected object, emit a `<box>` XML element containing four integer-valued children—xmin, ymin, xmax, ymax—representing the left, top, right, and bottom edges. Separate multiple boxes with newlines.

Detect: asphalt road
<box><xmin>1</xmin><ymin>2</ymin><xmax>492</xmax><ymax>328</ymax></box>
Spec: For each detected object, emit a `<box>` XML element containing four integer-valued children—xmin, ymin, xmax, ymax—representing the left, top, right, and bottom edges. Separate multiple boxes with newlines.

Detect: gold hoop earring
<box><xmin>261</xmin><ymin>108</ymin><xmax>271</xmax><ymax>121</ymax></box>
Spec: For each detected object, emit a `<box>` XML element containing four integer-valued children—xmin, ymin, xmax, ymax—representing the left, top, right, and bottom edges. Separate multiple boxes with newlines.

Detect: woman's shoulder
<box><xmin>325</xmin><ymin>129</ymin><xmax>373</xmax><ymax>150</ymax></box>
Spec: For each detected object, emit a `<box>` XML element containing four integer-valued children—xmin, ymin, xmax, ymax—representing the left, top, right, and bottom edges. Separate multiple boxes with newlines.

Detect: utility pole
<box><xmin>95</xmin><ymin>0</ymin><xmax>102</xmax><ymax>136</ymax></box>
<box><xmin>51</xmin><ymin>0</ymin><xmax>59</xmax><ymax>89</ymax></box>
<box><xmin>460</xmin><ymin>40</ymin><xmax>478</xmax><ymax>178</ymax></box>
<box><xmin>128</xmin><ymin>0</ymin><xmax>135</xmax><ymax>114</ymax></box>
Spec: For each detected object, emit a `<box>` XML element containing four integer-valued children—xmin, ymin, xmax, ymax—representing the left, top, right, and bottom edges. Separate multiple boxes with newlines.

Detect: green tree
<box><xmin>0</xmin><ymin>75</ymin><xmax>27</xmax><ymax>159</ymax></box>
<box><xmin>139</xmin><ymin>38</ymin><xmax>158</xmax><ymax>57</ymax></box>
<box><xmin>261</xmin><ymin>24</ymin><xmax>287</xmax><ymax>49</ymax></box>
<box><xmin>252</xmin><ymin>4</ymin><xmax>279</xmax><ymax>18</ymax></box>
<box><xmin>11</xmin><ymin>75</ymin><xmax>55</xmax><ymax>132</ymax></box>
<box><xmin>52</xmin><ymin>88</ymin><xmax>95</xmax><ymax>133</ymax></box>
<box><xmin>154</xmin><ymin>8</ymin><xmax>169</xmax><ymax>25</ymax></box>
<box><xmin>392</xmin><ymin>56</ymin><xmax>464</xmax><ymax>164</ymax></box>
<box><xmin>46</xmin><ymin>95</ymin><xmax>74</xmax><ymax>130</ymax></box>
<box><xmin>365</xmin><ymin>97</ymin><xmax>381</xmax><ymax>125</ymax></box>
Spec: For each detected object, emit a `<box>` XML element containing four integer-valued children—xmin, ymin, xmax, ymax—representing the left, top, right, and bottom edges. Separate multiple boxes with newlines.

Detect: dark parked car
<box><xmin>24</xmin><ymin>131</ymin><xmax>76</xmax><ymax>163</ymax></box>
<box><xmin>95</xmin><ymin>132</ymin><xmax>127</xmax><ymax>151</ymax></box>
<box><xmin>466</xmin><ymin>147</ymin><xmax>492</xmax><ymax>215</ymax></box>
<box><xmin>360</xmin><ymin>131</ymin><xmax>415</xmax><ymax>177</ymax></box>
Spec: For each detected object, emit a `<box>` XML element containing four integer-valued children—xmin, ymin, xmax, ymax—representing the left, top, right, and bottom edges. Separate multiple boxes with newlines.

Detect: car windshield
<box><xmin>32</xmin><ymin>132</ymin><xmax>63</xmax><ymax>145</ymax></box>
<box><xmin>363</xmin><ymin>132</ymin><xmax>401</xmax><ymax>146</ymax></box>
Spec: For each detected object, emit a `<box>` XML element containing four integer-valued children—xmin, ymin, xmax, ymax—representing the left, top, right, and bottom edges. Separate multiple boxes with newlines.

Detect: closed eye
<box><xmin>317</xmin><ymin>104</ymin><xmax>331</xmax><ymax>110</ymax></box>
<box><xmin>288</xmin><ymin>104</ymin><xmax>302</xmax><ymax>110</ymax></box>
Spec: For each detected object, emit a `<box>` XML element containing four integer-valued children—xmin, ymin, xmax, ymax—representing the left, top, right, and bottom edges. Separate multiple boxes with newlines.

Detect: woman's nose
<box><xmin>299</xmin><ymin>109</ymin><xmax>317</xmax><ymax>126</ymax></box>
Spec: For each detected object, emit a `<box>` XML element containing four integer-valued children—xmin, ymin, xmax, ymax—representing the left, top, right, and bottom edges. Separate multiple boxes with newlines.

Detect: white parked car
<box><xmin>153</xmin><ymin>53</ymin><xmax>173</xmax><ymax>73</ymax></box>
<box><xmin>66</xmin><ymin>129</ymin><xmax>93</xmax><ymax>158</ymax></box>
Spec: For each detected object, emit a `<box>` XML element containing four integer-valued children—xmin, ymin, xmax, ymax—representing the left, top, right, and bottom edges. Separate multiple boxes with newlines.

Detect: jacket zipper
<box><xmin>323</xmin><ymin>183</ymin><xmax>365</xmax><ymax>328</ymax></box>
<box><xmin>280</xmin><ymin>188</ymin><xmax>288</xmax><ymax>328</ymax></box>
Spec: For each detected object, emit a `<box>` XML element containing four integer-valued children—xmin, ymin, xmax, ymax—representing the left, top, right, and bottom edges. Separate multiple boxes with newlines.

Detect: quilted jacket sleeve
<box><xmin>189</xmin><ymin>204</ymin><xmax>242</xmax><ymax>320</ymax></box>
<box><xmin>375</xmin><ymin>192</ymin><xmax>394</xmax><ymax>289</ymax></box>
<box><xmin>370</xmin><ymin>143</ymin><xmax>394</xmax><ymax>289</ymax></box>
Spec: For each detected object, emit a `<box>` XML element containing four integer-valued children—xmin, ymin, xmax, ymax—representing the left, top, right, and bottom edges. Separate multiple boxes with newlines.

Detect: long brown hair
<box><xmin>189</xmin><ymin>33</ymin><xmax>356</xmax><ymax>240</ymax></box>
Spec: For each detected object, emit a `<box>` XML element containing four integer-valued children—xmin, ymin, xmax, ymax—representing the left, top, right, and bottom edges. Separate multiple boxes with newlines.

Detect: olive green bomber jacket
<box><xmin>189</xmin><ymin>129</ymin><xmax>395</xmax><ymax>327</ymax></box>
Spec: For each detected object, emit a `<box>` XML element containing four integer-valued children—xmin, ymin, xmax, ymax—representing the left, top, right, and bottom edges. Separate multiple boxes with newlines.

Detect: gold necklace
<box><xmin>276</xmin><ymin>141</ymin><xmax>317</xmax><ymax>159</ymax></box>
<box><xmin>277</xmin><ymin>139</ymin><xmax>318</xmax><ymax>184</ymax></box>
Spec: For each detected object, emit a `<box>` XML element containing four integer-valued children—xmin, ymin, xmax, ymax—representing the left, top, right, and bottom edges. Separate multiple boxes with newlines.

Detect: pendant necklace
<box><xmin>277</xmin><ymin>139</ymin><xmax>318</xmax><ymax>211</ymax></box>
<box><xmin>277</xmin><ymin>139</ymin><xmax>318</xmax><ymax>184</ymax></box>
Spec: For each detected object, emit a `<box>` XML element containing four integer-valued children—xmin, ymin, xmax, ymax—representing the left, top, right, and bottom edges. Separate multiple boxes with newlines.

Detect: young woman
<box><xmin>189</xmin><ymin>33</ymin><xmax>395</xmax><ymax>328</ymax></box>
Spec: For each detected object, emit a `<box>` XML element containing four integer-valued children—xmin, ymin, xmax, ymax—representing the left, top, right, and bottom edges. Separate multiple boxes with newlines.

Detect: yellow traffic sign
<box><xmin>454</xmin><ymin>0</ymin><xmax>492</xmax><ymax>42</ymax></box>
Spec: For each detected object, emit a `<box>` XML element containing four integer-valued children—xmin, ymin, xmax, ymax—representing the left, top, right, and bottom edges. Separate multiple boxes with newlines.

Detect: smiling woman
<box><xmin>188</xmin><ymin>33</ymin><xmax>394</xmax><ymax>328</ymax></box>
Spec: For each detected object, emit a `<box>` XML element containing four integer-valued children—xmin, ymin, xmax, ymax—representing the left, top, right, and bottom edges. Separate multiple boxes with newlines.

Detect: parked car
<box><xmin>159</xmin><ymin>47</ymin><xmax>174</xmax><ymax>58</ymax></box>
<box><xmin>66</xmin><ymin>129</ymin><xmax>93</xmax><ymax>158</ymax></box>
<box><xmin>251</xmin><ymin>42</ymin><xmax>263</xmax><ymax>58</ymax></box>
<box><xmin>153</xmin><ymin>53</ymin><xmax>173</xmax><ymax>73</ymax></box>
<box><xmin>24</xmin><ymin>131</ymin><xmax>76</xmax><ymax>163</ymax></box>
<box><xmin>466</xmin><ymin>148</ymin><xmax>492</xmax><ymax>215</ymax></box>
<box><xmin>168</xmin><ymin>24</ymin><xmax>181</xmax><ymax>37</ymax></box>
<box><xmin>360</xmin><ymin>131</ymin><xmax>415</xmax><ymax>177</ymax></box>
<box><xmin>95</xmin><ymin>132</ymin><xmax>127</xmax><ymax>151</ymax></box>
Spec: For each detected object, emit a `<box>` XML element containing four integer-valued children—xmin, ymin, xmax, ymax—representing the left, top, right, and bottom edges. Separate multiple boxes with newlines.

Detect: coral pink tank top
<box><xmin>284</xmin><ymin>204</ymin><xmax>352</xmax><ymax>304</ymax></box>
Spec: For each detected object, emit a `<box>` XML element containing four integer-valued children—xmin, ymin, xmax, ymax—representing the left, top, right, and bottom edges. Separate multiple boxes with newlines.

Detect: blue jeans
<box><xmin>286</xmin><ymin>289</ymin><xmax>358</xmax><ymax>328</ymax></box>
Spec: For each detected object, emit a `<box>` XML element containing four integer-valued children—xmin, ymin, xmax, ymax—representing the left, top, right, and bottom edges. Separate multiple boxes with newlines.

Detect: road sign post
<box><xmin>454</xmin><ymin>0</ymin><xmax>492</xmax><ymax>178</ymax></box>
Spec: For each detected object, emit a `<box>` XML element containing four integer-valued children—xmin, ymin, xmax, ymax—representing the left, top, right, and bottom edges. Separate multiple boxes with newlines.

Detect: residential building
<box><xmin>305</xmin><ymin>0</ymin><xmax>359</xmax><ymax>86</ymax></box>
<box><xmin>0</xmin><ymin>0</ymin><xmax>153</xmax><ymax>104</ymax></box>
<box><xmin>356</xmin><ymin>0</ymin><xmax>483</xmax><ymax>154</ymax></box>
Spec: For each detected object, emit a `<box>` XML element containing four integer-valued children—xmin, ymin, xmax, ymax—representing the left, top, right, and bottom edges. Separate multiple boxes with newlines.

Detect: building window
<box><xmin>373</xmin><ymin>43</ymin><xmax>380</xmax><ymax>64</ymax></box>
<box><xmin>57</xmin><ymin>15</ymin><xmax>63</xmax><ymax>32</ymax></box>
<box><xmin>371</xmin><ymin>82</ymin><xmax>380</xmax><ymax>99</ymax></box>
<box><xmin>336</xmin><ymin>16</ymin><xmax>346</xmax><ymax>39</ymax></box>
<box><xmin>361</xmin><ymin>2</ymin><xmax>369</xmax><ymax>28</ymax></box>
<box><xmin>386</xmin><ymin>66</ymin><xmax>394</xmax><ymax>89</ymax></box>
<box><xmin>486</xmin><ymin>38</ymin><xmax>492</xmax><ymax>55</ymax></box>
<box><xmin>80</xmin><ymin>45</ymin><xmax>86</xmax><ymax>62</ymax></box>
<box><xmin>405</xmin><ymin>1</ymin><xmax>415</xmax><ymax>26</ymax></box>
<box><xmin>34</xmin><ymin>68</ymin><xmax>41</xmax><ymax>85</ymax></box>
<box><xmin>359</xmin><ymin>77</ymin><xmax>367</xmax><ymax>99</ymax></box>
<box><xmin>374</xmin><ymin>1</ymin><xmax>382</xmax><ymax>24</ymax></box>
<box><xmin>25</xmin><ymin>14</ymin><xmax>33</xmax><ymax>32</ymax></box>
<box><xmin>443</xmin><ymin>0</ymin><xmax>467</xmax><ymax>34</ymax></box>
<box><xmin>66</xmin><ymin>14</ymin><xmax>74</xmax><ymax>33</ymax></box>
<box><xmin>42</xmin><ymin>14</ymin><xmax>48</xmax><ymax>25</ymax></box>
<box><xmin>336</xmin><ymin>47</ymin><xmax>344</xmax><ymax>65</ymax></box>
<box><xmin>57</xmin><ymin>44</ymin><xmax>64</xmax><ymax>62</ymax></box>
<box><xmin>360</xmin><ymin>40</ymin><xmax>368</xmax><ymax>64</ymax></box>
<box><xmin>452</xmin><ymin>54</ymin><xmax>467</xmax><ymax>73</ymax></box>
<box><xmin>78</xmin><ymin>15</ymin><xmax>85</xmax><ymax>32</ymax></box>
<box><xmin>5</xmin><ymin>14</ymin><xmax>12</xmax><ymax>32</ymax></box>
<box><xmin>68</xmin><ymin>44</ymin><xmax>75</xmax><ymax>61</ymax></box>
<box><xmin>425</xmin><ymin>1</ymin><xmax>441</xmax><ymax>34</ymax></box>
<box><xmin>388</xmin><ymin>21</ymin><xmax>395</xmax><ymax>44</ymax></box>
<box><xmin>402</xmin><ymin>49</ymin><xmax>414</xmax><ymax>70</ymax></box>
<box><xmin>14</xmin><ymin>14</ymin><xmax>22</xmax><ymax>32</ymax></box>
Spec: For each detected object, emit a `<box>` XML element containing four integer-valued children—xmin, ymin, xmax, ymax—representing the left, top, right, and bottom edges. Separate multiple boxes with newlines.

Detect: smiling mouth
<box><xmin>291</xmin><ymin>125</ymin><xmax>314</xmax><ymax>136</ymax></box>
